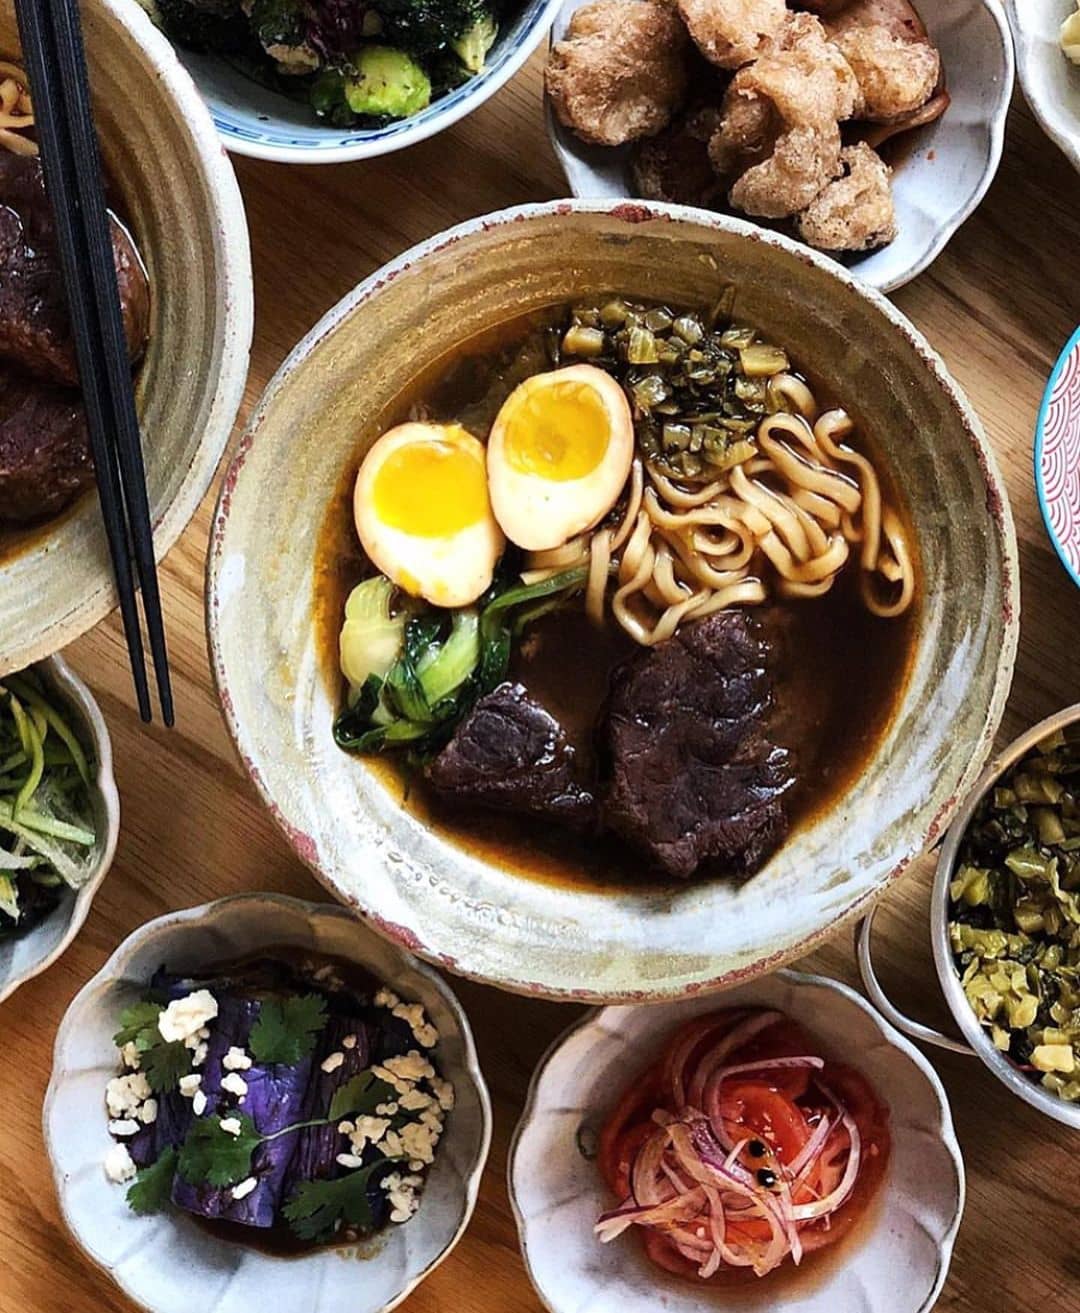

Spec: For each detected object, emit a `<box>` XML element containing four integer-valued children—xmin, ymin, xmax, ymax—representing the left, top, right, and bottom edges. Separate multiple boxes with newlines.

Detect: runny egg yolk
<box><xmin>499</xmin><ymin>379</ymin><xmax>610</xmax><ymax>481</ymax></box>
<box><xmin>372</xmin><ymin>432</ymin><xmax>489</xmax><ymax>536</ymax></box>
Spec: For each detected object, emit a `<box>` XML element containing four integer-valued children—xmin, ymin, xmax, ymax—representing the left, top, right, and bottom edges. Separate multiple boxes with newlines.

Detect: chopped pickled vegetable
<box><xmin>948</xmin><ymin>730</ymin><xmax>1080</xmax><ymax>1101</ymax></box>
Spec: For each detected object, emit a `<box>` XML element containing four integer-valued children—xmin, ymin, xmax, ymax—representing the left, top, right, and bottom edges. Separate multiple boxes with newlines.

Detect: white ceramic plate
<box><xmin>1007</xmin><ymin>0</ymin><xmax>1080</xmax><ymax>172</ymax></box>
<box><xmin>510</xmin><ymin>969</ymin><xmax>965</xmax><ymax>1313</ymax></box>
<box><xmin>547</xmin><ymin>0</ymin><xmax>1013</xmax><ymax>292</ymax></box>
<box><xmin>0</xmin><ymin>655</ymin><xmax>119</xmax><ymax>1004</ymax></box>
<box><xmin>44</xmin><ymin>894</ymin><xmax>492</xmax><ymax>1313</ymax></box>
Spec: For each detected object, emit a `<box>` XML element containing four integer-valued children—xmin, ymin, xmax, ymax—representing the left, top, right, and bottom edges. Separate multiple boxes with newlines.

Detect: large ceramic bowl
<box><xmin>44</xmin><ymin>894</ymin><xmax>492</xmax><ymax>1313</ymax></box>
<box><xmin>1035</xmin><ymin>325</ymin><xmax>1080</xmax><ymax>589</ymax></box>
<box><xmin>0</xmin><ymin>0</ymin><xmax>252</xmax><ymax>676</ymax></box>
<box><xmin>207</xmin><ymin>200</ymin><xmax>1019</xmax><ymax>1002</ymax></box>
<box><xmin>547</xmin><ymin>0</ymin><xmax>1013</xmax><ymax>293</ymax></box>
<box><xmin>0</xmin><ymin>655</ymin><xmax>119</xmax><ymax>1004</ymax></box>
<box><xmin>167</xmin><ymin>0</ymin><xmax>565</xmax><ymax>163</ymax></box>
<box><xmin>509</xmin><ymin>970</ymin><xmax>965</xmax><ymax>1313</ymax></box>
<box><xmin>1007</xmin><ymin>0</ymin><xmax>1080</xmax><ymax>173</ymax></box>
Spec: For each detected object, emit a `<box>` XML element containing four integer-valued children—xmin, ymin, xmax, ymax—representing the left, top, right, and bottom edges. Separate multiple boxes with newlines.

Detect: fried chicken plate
<box><xmin>546</xmin><ymin>0</ymin><xmax>947</xmax><ymax>253</ymax></box>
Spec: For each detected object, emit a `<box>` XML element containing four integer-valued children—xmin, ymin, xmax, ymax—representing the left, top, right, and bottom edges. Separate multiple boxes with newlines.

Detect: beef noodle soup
<box><xmin>0</xmin><ymin>59</ymin><xmax>149</xmax><ymax>551</ymax></box>
<box><xmin>314</xmin><ymin>299</ymin><xmax>919</xmax><ymax>890</ymax></box>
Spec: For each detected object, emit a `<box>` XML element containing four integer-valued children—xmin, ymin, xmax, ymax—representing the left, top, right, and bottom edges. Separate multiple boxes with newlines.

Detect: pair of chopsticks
<box><xmin>15</xmin><ymin>0</ymin><xmax>173</xmax><ymax>725</ymax></box>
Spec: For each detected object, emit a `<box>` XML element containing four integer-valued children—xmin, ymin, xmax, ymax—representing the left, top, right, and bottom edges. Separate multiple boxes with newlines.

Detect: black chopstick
<box><xmin>14</xmin><ymin>0</ymin><xmax>173</xmax><ymax>725</ymax></box>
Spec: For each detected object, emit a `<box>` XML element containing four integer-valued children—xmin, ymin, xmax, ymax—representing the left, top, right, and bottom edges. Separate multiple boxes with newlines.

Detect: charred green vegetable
<box><xmin>948</xmin><ymin>729</ymin><xmax>1080</xmax><ymax>1101</ymax></box>
<box><xmin>556</xmin><ymin>295</ymin><xmax>791</xmax><ymax>483</ymax></box>
<box><xmin>0</xmin><ymin>670</ymin><xmax>97</xmax><ymax>939</ymax></box>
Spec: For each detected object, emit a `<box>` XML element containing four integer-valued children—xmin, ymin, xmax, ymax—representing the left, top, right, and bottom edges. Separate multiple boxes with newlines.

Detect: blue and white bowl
<box><xmin>171</xmin><ymin>0</ymin><xmax>565</xmax><ymax>162</ymax></box>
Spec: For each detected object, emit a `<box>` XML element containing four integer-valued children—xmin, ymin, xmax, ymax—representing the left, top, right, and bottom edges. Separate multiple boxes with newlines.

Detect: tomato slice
<box><xmin>716</xmin><ymin>1081</ymin><xmax>811</xmax><ymax>1165</ymax></box>
<box><xmin>597</xmin><ymin>1067</ymin><xmax>661</xmax><ymax>1196</ymax></box>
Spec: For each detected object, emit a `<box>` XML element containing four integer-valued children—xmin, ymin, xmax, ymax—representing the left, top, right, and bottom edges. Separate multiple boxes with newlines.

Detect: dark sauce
<box><xmin>312</xmin><ymin>307</ymin><xmax>920</xmax><ymax>893</ymax></box>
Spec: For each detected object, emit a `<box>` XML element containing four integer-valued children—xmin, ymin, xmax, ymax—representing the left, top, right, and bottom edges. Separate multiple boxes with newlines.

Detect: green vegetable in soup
<box><xmin>342</xmin><ymin>46</ymin><xmax>432</xmax><ymax>118</ymax></box>
<box><xmin>948</xmin><ymin>731</ymin><xmax>1080</xmax><ymax>1101</ymax></box>
<box><xmin>339</xmin><ymin>576</ymin><xmax>409</xmax><ymax>696</ymax></box>
<box><xmin>333</xmin><ymin>566</ymin><xmax>586</xmax><ymax>758</ymax></box>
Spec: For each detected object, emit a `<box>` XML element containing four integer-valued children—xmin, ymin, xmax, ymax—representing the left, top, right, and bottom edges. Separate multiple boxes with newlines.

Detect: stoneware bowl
<box><xmin>166</xmin><ymin>0</ymin><xmax>565</xmax><ymax>162</ymax></box>
<box><xmin>44</xmin><ymin>893</ymin><xmax>491</xmax><ymax>1313</ymax></box>
<box><xmin>858</xmin><ymin>704</ymin><xmax>1080</xmax><ymax>1130</ymax></box>
<box><xmin>1007</xmin><ymin>0</ymin><xmax>1080</xmax><ymax>173</ymax></box>
<box><xmin>1035</xmin><ymin>325</ymin><xmax>1080</xmax><ymax>588</ymax></box>
<box><xmin>509</xmin><ymin>969</ymin><xmax>965</xmax><ymax>1313</ymax></box>
<box><xmin>0</xmin><ymin>0</ymin><xmax>253</xmax><ymax>677</ymax></box>
<box><xmin>206</xmin><ymin>200</ymin><xmax>1019</xmax><ymax>1002</ymax></box>
<box><xmin>547</xmin><ymin>0</ymin><xmax>1013</xmax><ymax>293</ymax></box>
<box><xmin>0</xmin><ymin>655</ymin><xmax>119</xmax><ymax>1004</ymax></box>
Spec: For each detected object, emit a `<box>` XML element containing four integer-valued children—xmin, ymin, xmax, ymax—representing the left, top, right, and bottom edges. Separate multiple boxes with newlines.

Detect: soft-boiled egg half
<box><xmin>353</xmin><ymin>421</ymin><xmax>504</xmax><ymax>608</ymax></box>
<box><xmin>487</xmin><ymin>363</ymin><xmax>634</xmax><ymax>552</ymax></box>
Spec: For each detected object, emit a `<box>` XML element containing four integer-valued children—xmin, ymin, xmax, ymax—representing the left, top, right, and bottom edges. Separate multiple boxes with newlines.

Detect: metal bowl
<box><xmin>858</xmin><ymin>704</ymin><xmax>1080</xmax><ymax>1130</ymax></box>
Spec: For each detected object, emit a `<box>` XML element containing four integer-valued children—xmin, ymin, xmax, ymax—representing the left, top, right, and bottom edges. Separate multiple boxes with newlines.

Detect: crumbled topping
<box><xmin>138</xmin><ymin>1098</ymin><xmax>159</xmax><ymax>1125</ymax></box>
<box><xmin>346</xmin><ymin>1115</ymin><xmax>391</xmax><ymax>1156</ymax></box>
<box><xmin>221</xmin><ymin>1072</ymin><xmax>249</xmax><ymax>1100</ymax></box>
<box><xmin>120</xmin><ymin>1042</ymin><xmax>141</xmax><ymax>1070</ymax></box>
<box><xmin>178</xmin><ymin>1074</ymin><xmax>202</xmax><ymax>1098</ymax></box>
<box><xmin>223</xmin><ymin>1047</ymin><xmax>252</xmax><ymax>1072</ymax></box>
<box><xmin>107</xmin><ymin>1118</ymin><xmax>140</xmax><ymax>1138</ymax></box>
<box><xmin>158</xmin><ymin>990</ymin><xmax>219</xmax><ymax>1046</ymax></box>
<box><xmin>391</xmin><ymin>1001</ymin><xmax>438</xmax><ymax>1048</ymax></box>
<box><xmin>374</xmin><ymin>987</ymin><xmax>400</xmax><ymax>1010</ymax></box>
<box><xmin>341</xmin><ymin>1034</ymin><xmax>358</xmax><ymax>1050</ymax></box>
<box><xmin>104</xmin><ymin>1143</ymin><xmax>137</xmax><ymax>1183</ymax></box>
<box><xmin>231</xmin><ymin>1177</ymin><xmax>258</xmax><ymax>1201</ymax></box>
<box><xmin>381</xmin><ymin>1170</ymin><xmax>422</xmax><ymax>1224</ymax></box>
<box><xmin>219</xmin><ymin>1117</ymin><xmax>243</xmax><ymax>1137</ymax></box>
<box><xmin>374</xmin><ymin>1102</ymin><xmax>399</xmax><ymax>1116</ymax></box>
<box><xmin>106</xmin><ymin>1072</ymin><xmax>153</xmax><ymax>1119</ymax></box>
<box><xmin>335</xmin><ymin>1152</ymin><xmax>365</xmax><ymax>1170</ymax></box>
<box><xmin>191</xmin><ymin>1042</ymin><xmax>209</xmax><ymax>1068</ymax></box>
<box><xmin>192</xmin><ymin>1090</ymin><xmax>208</xmax><ymax>1117</ymax></box>
<box><xmin>430</xmin><ymin>1077</ymin><xmax>455</xmax><ymax>1111</ymax></box>
<box><xmin>398</xmin><ymin>1088</ymin><xmax>433</xmax><ymax>1112</ymax></box>
<box><xmin>320</xmin><ymin>1051</ymin><xmax>345</xmax><ymax>1074</ymax></box>
<box><xmin>398</xmin><ymin>1120</ymin><xmax>438</xmax><ymax>1165</ymax></box>
<box><xmin>337</xmin><ymin>1120</ymin><xmax>355</xmax><ymax>1135</ymax></box>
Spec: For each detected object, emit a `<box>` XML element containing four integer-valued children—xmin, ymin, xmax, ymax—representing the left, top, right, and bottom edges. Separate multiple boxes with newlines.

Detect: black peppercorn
<box><xmin>756</xmin><ymin>1168</ymin><xmax>777</xmax><ymax>1188</ymax></box>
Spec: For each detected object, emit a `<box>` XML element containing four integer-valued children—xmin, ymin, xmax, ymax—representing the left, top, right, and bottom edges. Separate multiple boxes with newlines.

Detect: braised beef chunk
<box><xmin>426</xmin><ymin>682</ymin><xmax>597</xmax><ymax>830</ymax></box>
<box><xmin>600</xmin><ymin>611</ymin><xmax>793</xmax><ymax>879</ymax></box>
<box><xmin>0</xmin><ymin>366</ymin><xmax>92</xmax><ymax>522</ymax></box>
<box><xmin>0</xmin><ymin>153</ymin><xmax>149</xmax><ymax>386</ymax></box>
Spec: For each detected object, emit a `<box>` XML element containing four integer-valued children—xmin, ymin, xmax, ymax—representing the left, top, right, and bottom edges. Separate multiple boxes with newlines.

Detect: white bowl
<box><xmin>44</xmin><ymin>894</ymin><xmax>492</xmax><ymax>1313</ymax></box>
<box><xmin>547</xmin><ymin>0</ymin><xmax>1013</xmax><ymax>292</ymax></box>
<box><xmin>168</xmin><ymin>0</ymin><xmax>565</xmax><ymax>162</ymax></box>
<box><xmin>0</xmin><ymin>655</ymin><xmax>119</xmax><ymax>1004</ymax></box>
<box><xmin>510</xmin><ymin>969</ymin><xmax>965</xmax><ymax>1313</ymax></box>
<box><xmin>1007</xmin><ymin>0</ymin><xmax>1080</xmax><ymax>172</ymax></box>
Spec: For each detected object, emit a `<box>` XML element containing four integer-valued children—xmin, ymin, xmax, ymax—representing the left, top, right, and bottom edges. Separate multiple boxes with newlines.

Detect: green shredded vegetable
<box><xmin>0</xmin><ymin>670</ymin><xmax>97</xmax><ymax>938</ymax></box>
<box><xmin>948</xmin><ymin>731</ymin><xmax>1080</xmax><ymax>1100</ymax></box>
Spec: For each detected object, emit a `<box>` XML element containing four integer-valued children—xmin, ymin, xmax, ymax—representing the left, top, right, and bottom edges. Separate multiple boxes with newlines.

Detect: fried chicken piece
<box><xmin>633</xmin><ymin>106</ymin><xmax>725</xmax><ymax>206</ymax></box>
<box><xmin>546</xmin><ymin>0</ymin><xmax>689</xmax><ymax>147</ymax></box>
<box><xmin>824</xmin><ymin>0</ymin><xmax>940</xmax><ymax>121</ymax></box>
<box><xmin>708</xmin><ymin>15</ymin><xmax>858</xmax><ymax>217</ymax></box>
<box><xmin>676</xmin><ymin>0</ymin><xmax>788</xmax><ymax>69</ymax></box>
<box><xmin>795</xmin><ymin>142</ymin><xmax>897</xmax><ymax>250</ymax></box>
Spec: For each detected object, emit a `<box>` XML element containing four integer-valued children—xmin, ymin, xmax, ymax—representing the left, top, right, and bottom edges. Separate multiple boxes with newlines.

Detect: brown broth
<box><xmin>312</xmin><ymin>306</ymin><xmax>920</xmax><ymax>893</ymax></box>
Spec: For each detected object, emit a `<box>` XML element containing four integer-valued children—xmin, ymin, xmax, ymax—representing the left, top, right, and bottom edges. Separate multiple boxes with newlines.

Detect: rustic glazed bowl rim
<box><xmin>0</xmin><ymin>654</ymin><xmax>120</xmax><ymax>1004</ymax></box>
<box><xmin>1</xmin><ymin>0</ymin><xmax>254</xmax><ymax>673</ymax></box>
<box><xmin>206</xmin><ymin>198</ymin><xmax>1020</xmax><ymax>1002</ymax></box>
<box><xmin>545</xmin><ymin>0</ymin><xmax>1014</xmax><ymax>294</ymax></box>
<box><xmin>1006</xmin><ymin>0</ymin><xmax>1080</xmax><ymax>175</ymax></box>
<box><xmin>1034</xmin><ymin>324</ymin><xmax>1080</xmax><ymax>590</ymax></box>
<box><xmin>43</xmin><ymin>892</ymin><xmax>494</xmax><ymax>1312</ymax></box>
<box><xmin>931</xmin><ymin>704</ymin><xmax>1080</xmax><ymax>1130</ymax></box>
<box><xmin>507</xmin><ymin>967</ymin><xmax>966</xmax><ymax>1313</ymax></box>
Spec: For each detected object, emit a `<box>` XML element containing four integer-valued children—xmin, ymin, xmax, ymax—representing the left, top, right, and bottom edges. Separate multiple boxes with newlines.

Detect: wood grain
<box><xmin>2</xmin><ymin>56</ymin><xmax>1079</xmax><ymax>1313</ymax></box>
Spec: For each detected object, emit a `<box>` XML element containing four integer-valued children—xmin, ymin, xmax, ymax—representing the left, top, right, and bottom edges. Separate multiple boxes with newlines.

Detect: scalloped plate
<box><xmin>1007</xmin><ymin>0</ymin><xmax>1080</xmax><ymax>173</ymax></box>
<box><xmin>44</xmin><ymin>894</ymin><xmax>492</xmax><ymax>1313</ymax></box>
<box><xmin>510</xmin><ymin>969</ymin><xmax>965</xmax><ymax>1313</ymax></box>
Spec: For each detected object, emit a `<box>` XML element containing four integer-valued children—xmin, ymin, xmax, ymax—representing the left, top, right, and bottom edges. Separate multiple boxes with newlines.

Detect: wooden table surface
<box><xmin>3</xmin><ymin>50</ymin><xmax>1079</xmax><ymax>1313</ymax></box>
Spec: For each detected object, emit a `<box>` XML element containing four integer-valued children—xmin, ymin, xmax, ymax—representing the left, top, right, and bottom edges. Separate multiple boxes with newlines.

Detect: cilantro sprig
<box><xmin>283</xmin><ymin>1160</ymin><xmax>391</xmax><ymax>1242</ymax></box>
<box><xmin>249</xmin><ymin>994</ymin><xmax>328</xmax><ymax>1065</ymax></box>
<box><xmin>113</xmin><ymin>1002</ymin><xmax>192</xmax><ymax>1094</ymax></box>
<box><xmin>126</xmin><ymin>1148</ymin><xmax>179</xmax><ymax>1216</ymax></box>
<box><xmin>328</xmin><ymin>1071</ymin><xmax>397</xmax><ymax>1122</ymax></box>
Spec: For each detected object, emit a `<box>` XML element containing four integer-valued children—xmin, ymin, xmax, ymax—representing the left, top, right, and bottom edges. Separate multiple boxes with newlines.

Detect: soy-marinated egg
<box><xmin>486</xmin><ymin>364</ymin><xmax>634</xmax><ymax>551</ymax></box>
<box><xmin>353</xmin><ymin>422</ymin><xmax>504</xmax><ymax>608</ymax></box>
